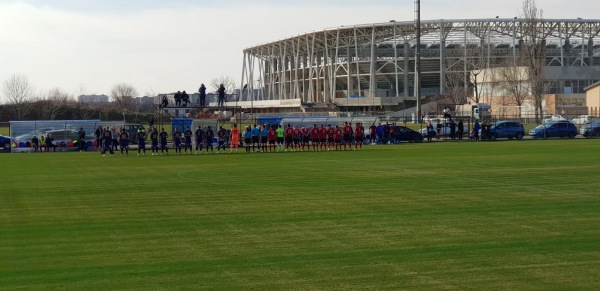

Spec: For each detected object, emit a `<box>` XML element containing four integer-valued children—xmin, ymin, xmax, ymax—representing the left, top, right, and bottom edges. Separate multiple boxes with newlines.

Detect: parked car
<box><xmin>392</xmin><ymin>126</ymin><xmax>423</xmax><ymax>142</ymax></box>
<box><xmin>419</xmin><ymin>122</ymin><xmax>468</xmax><ymax>137</ymax></box>
<box><xmin>572</xmin><ymin>115</ymin><xmax>597</xmax><ymax>125</ymax></box>
<box><xmin>529</xmin><ymin>120</ymin><xmax>577</xmax><ymax>139</ymax></box>
<box><xmin>422</xmin><ymin>115</ymin><xmax>442</xmax><ymax>123</ymax></box>
<box><xmin>0</xmin><ymin>134</ymin><xmax>11</xmax><ymax>150</ymax></box>
<box><xmin>580</xmin><ymin>120</ymin><xmax>600</xmax><ymax>137</ymax></box>
<box><xmin>488</xmin><ymin>121</ymin><xmax>525</xmax><ymax>140</ymax></box>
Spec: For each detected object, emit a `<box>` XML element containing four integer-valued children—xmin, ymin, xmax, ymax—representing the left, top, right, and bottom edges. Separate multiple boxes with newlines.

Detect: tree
<box><xmin>2</xmin><ymin>73</ymin><xmax>36</xmax><ymax>119</ymax></box>
<box><xmin>210</xmin><ymin>75</ymin><xmax>237</xmax><ymax>96</ymax></box>
<box><xmin>520</xmin><ymin>0</ymin><xmax>545</xmax><ymax>122</ymax></box>
<box><xmin>110</xmin><ymin>83</ymin><xmax>138</xmax><ymax>116</ymax></box>
<box><xmin>43</xmin><ymin>87</ymin><xmax>72</xmax><ymax>120</ymax></box>
<box><xmin>494</xmin><ymin>62</ymin><xmax>530</xmax><ymax>117</ymax></box>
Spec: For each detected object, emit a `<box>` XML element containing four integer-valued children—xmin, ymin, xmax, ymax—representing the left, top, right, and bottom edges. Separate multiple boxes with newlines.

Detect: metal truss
<box><xmin>240</xmin><ymin>19</ymin><xmax>600</xmax><ymax>108</ymax></box>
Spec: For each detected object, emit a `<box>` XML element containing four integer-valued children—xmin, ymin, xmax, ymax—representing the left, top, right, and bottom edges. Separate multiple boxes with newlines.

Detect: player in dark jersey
<box><xmin>216</xmin><ymin>126</ymin><xmax>227</xmax><ymax>153</ymax></box>
<box><xmin>137</xmin><ymin>128</ymin><xmax>146</xmax><ymax>156</ymax></box>
<box><xmin>267</xmin><ymin>125</ymin><xmax>277</xmax><ymax>152</ymax></box>
<box><xmin>119</xmin><ymin>128</ymin><xmax>129</xmax><ymax>156</ymax></box>
<box><xmin>101</xmin><ymin>127</ymin><xmax>113</xmax><ymax>156</ymax></box>
<box><xmin>204</xmin><ymin>126</ymin><xmax>214</xmax><ymax>154</ymax></box>
<box><xmin>244</xmin><ymin>126</ymin><xmax>252</xmax><ymax>153</ymax></box>
<box><xmin>369</xmin><ymin>123</ymin><xmax>377</xmax><ymax>145</ymax></box>
<box><xmin>172</xmin><ymin>128</ymin><xmax>182</xmax><ymax>155</ymax></box>
<box><xmin>150</xmin><ymin>128</ymin><xmax>159</xmax><ymax>155</ymax></box>
<box><xmin>195</xmin><ymin>125</ymin><xmax>204</xmax><ymax>154</ymax></box>
<box><xmin>159</xmin><ymin>128</ymin><xmax>169</xmax><ymax>155</ymax></box>
<box><xmin>183</xmin><ymin>127</ymin><xmax>193</xmax><ymax>154</ymax></box>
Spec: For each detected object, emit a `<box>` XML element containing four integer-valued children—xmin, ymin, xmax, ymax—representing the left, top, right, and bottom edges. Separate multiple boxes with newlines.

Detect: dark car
<box><xmin>529</xmin><ymin>120</ymin><xmax>577</xmax><ymax>139</ymax></box>
<box><xmin>488</xmin><ymin>121</ymin><xmax>525</xmax><ymax>140</ymax></box>
<box><xmin>0</xmin><ymin>134</ymin><xmax>11</xmax><ymax>150</ymax></box>
<box><xmin>581</xmin><ymin>120</ymin><xmax>600</xmax><ymax>137</ymax></box>
<box><xmin>392</xmin><ymin>126</ymin><xmax>424</xmax><ymax>142</ymax></box>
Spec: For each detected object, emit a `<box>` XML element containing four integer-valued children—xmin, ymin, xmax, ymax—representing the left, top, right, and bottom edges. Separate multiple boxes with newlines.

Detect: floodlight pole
<box><xmin>415</xmin><ymin>0</ymin><xmax>422</xmax><ymax>124</ymax></box>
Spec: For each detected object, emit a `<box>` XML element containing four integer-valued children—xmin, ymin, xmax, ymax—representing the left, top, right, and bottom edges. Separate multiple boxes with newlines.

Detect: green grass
<box><xmin>1</xmin><ymin>140</ymin><xmax>599</xmax><ymax>289</ymax></box>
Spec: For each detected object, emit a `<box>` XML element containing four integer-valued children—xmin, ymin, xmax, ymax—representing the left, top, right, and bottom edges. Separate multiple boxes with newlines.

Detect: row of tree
<box><xmin>0</xmin><ymin>73</ymin><xmax>237</xmax><ymax>122</ymax></box>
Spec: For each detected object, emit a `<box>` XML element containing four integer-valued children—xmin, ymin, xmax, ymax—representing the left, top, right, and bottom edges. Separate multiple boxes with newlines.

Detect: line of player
<box><xmin>99</xmin><ymin>122</ymin><xmax>366</xmax><ymax>157</ymax></box>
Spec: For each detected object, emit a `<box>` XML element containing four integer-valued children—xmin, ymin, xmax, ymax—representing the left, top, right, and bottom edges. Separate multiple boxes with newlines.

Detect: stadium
<box><xmin>238</xmin><ymin>18</ymin><xmax>600</xmax><ymax>116</ymax></box>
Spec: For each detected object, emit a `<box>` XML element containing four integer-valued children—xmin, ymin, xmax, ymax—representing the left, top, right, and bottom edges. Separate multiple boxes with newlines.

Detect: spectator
<box><xmin>457</xmin><ymin>120</ymin><xmax>464</xmax><ymax>140</ymax></box>
<box><xmin>427</xmin><ymin>121</ymin><xmax>434</xmax><ymax>142</ymax></box>
<box><xmin>217</xmin><ymin>84</ymin><xmax>226</xmax><ymax>107</ymax></box>
<box><xmin>174</xmin><ymin>91</ymin><xmax>182</xmax><ymax>107</ymax></box>
<box><xmin>450</xmin><ymin>120</ymin><xmax>456</xmax><ymax>141</ymax></box>
<box><xmin>46</xmin><ymin>133</ymin><xmax>56</xmax><ymax>152</ymax></box>
<box><xmin>31</xmin><ymin>136</ymin><xmax>39</xmax><ymax>152</ymax></box>
<box><xmin>198</xmin><ymin>84</ymin><xmax>207</xmax><ymax>107</ymax></box>
<box><xmin>181</xmin><ymin>90</ymin><xmax>189</xmax><ymax>107</ymax></box>
<box><xmin>473</xmin><ymin>120</ymin><xmax>481</xmax><ymax>141</ymax></box>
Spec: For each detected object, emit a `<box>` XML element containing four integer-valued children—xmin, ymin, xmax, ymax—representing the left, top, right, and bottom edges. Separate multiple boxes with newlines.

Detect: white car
<box><xmin>543</xmin><ymin>114</ymin><xmax>566</xmax><ymax>123</ymax></box>
<box><xmin>571</xmin><ymin>115</ymin><xmax>596</xmax><ymax>125</ymax></box>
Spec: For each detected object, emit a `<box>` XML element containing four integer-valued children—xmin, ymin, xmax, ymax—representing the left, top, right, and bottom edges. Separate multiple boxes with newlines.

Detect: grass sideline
<box><xmin>1</xmin><ymin>140</ymin><xmax>599</xmax><ymax>289</ymax></box>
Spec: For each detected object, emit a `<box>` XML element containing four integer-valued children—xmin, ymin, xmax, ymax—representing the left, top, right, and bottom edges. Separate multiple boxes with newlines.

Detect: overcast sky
<box><xmin>0</xmin><ymin>0</ymin><xmax>597</xmax><ymax>100</ymax></box>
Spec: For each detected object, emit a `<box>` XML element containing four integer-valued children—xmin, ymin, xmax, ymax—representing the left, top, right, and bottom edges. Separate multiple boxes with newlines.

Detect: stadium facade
<box><xmin>239</xmin><ymin>18</ymin><xmax>600</xmax><ymax>115</ymax></box>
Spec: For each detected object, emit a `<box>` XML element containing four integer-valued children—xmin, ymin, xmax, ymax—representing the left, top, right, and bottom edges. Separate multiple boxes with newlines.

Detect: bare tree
<box><xmin>2</xmin><ymin>73</ymin><xmax>36</xmax><ymax>119</ymax></box>
<box><xmin>494</xmin><ymin>62</ymin><xmax>530</xmax><ymax>117</ymax></box>
<box><xmin>520</xmin><ymin>0</ymin><xmax>545</xmax><ymax>122</ymax></box>
<box><xmin>44</xmin><ymin>87</ymin><xmax>72</xmax><ymax>120</ymax></box>
<box><xmin>110</xmin><ymin>83</ymin><xmax>138</xmax><ymax>116</ymax></box>
<box><xmin>210</xmin><ymin>75</ymin><xmax>237</xmax><ymax>94</ymax></box>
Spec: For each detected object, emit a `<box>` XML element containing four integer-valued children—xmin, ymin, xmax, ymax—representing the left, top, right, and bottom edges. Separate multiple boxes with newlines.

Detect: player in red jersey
<box><xmin>310</xmin><ymin>124</ymin><xmax>319</xmax><ymax>151</ymax></box>
<box><xmin>267</xmin><ymin>126</ymin><xmax>277</xmax><ymax>152</ymax></box>
<box><xmin>333</xmin><ymin>125</ymin><xmax>342</xmax><ymax>151</ymax></box>
<box><xmin>354</xmin><ymin>123</ymin><xmax>364</xmax><ymax>150</ymax></box>
<box><xmin>342</xmin><ymin>122</ymin><xmax>352</xmax><ymax>150</ymax></box>
<box><xmin>326</xmin><ymin>124</ymin><xmax>335</xmax><ymax>151</ymax></box>
<box><xmin>300</xmin><ymin>126</ymin><xmax>309</xmax><ymax>151</ymax></box>
<box><xmin>318</xmin><ymin>124</ymin><xmax>327</xmax><ymax>151</ymax></box>
<box><xmin>284</xmin><ymin>124</ymin><xmax>293</xmax><ymax>151</ymax></box>
<box><xmin>292</xmin><ymin>126</ymin><xmax>301</xmax><ymax>151</ymax></box>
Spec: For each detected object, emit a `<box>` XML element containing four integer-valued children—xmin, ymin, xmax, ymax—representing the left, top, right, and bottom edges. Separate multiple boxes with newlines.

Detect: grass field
<box><xmin>1</xmin><ymin>140</ymin><xmax>599</xmax><ymax>289</ymax></box>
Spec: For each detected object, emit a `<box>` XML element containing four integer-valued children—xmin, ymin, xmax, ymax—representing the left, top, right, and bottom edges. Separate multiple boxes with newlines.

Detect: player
<box><xmin>267</xmin><ymin>125</ymin><xmax>277</xmax><ymax>152</ymax></box>
<box><xmin>333</xmin><ymin>125</ymin><xmax>342</xmax><ymax>150</ymax></box>
<box><xmin>217</xmin><ymin>126</ymin><xmax>227</xmax><ymax>153</ymax></box>
<box><xmin>195</xmin><ymin>125</ymin><xmax>204</xmax><ymax>155</ymax></box>
<box><xmin>326</xmin><ymin>124</ymin><xmax>335</xmax><ymax>151</ymax></box>
<box><xmin>284</xmin><ymin>124</ymin><xmax>293</xmax><ymax>152</ymax></box>
<box><xmin>260</xmin><ymin>124</ymin><xmax>268</xmax><ymax>153</ymax></box>
<box><xmin>318</xmin><ymin>124</ymin><xmax>327</xmax><ymax>151</ymax></box>
<box><xmin>150</xmin><ymin>127</ymin><xmax>159</xmax><ymax>155</ymax></box>
<box><xmin>172</xmin><ymin>128</ymin><xmax>182</xmax><ymax>154</ymax></box>
<box><xmin>300</xmin><ymin>126</ymin><xmax>309</xmax><ymax>151</ymax></box>
<box><xmin>310</xmin><ymin>124</ymin><xmax>319</xmax><ymax>151</ymax></box>
<box><xmin>276</xmin><ymin>124</ymin><xmax>285</xmax><ymax>152</ymax></box>
<box><xmin>204</xmin><ymin>126</ymin><xmax>214</xmax><ymax>154</ymax></box>
<box><xmin>119</xmin><ymin>128</ymin><xmax>129</xmax><ymax>156</ymax></box>
<box><xmin>101</xmin><ymin>127</ymin><xmax>113</xmax><ymax>157</ymax></box>
<box><xmin>342</xmin><ymin>122</ymin><xmax>352</xmax><ymax>150</ymax></box>
<box><xmin>244</xmin><ymin>126</ymin><xmax>252</xmax><ymax>153</ymax></box>
<box><xmin>183</xmin><ymin>127</ymin><xmax>193</xmax><ymax>154</ymax></box>
<box><xmin>354</xmin><ymin>123</ymin><xmax>364</xmax><ymax>150</ymax></box>
<box><xmin>137</xmin><ymin>128</ymin><xmax>147</xmax><ymax>156</ymax></box>
<box><xmin>159</xmin><ymin>128</ymin><xmax>169</xmax><ymax>155</ymax></box>
<box><xmin>250</xmin><ymin>124</ymin><xmax>260</xmax><ymax>152</ymax></box>
<box><xmin>230</xmin><ymin>124</ymin><xmax>240</xmax><ymax>153</ymax></box>
<box><xmin>292</xmin><ymin>125</ymin><xmax>300</xmax><ymax>151</ymax></box>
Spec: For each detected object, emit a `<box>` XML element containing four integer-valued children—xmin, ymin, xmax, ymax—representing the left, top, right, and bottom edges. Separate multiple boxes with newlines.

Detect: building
<box><xmin>584</xmin><ymin>81</ymin><xmax>600</xmax><ymax>116</ymax></box>
<box><xmin>241</xmin><ymin>19</ymin><xmax>600</xmax><ymax>114</ymax></box>
<box><xmin>77</xmin><ymin>94</ymin><xmax>109</xmax><ymax>104</ymax></box>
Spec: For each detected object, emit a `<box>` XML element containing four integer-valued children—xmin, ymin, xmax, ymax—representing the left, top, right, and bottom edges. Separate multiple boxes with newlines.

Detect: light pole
<box><xmin>415</xmin><ymin>0</ymin><xmax>422</xmax><ymax>124</ymax></box>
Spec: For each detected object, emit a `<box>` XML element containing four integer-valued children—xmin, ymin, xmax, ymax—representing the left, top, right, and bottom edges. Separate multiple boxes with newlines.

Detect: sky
<box><xmin>0</xmin><ymin>0</ymin><xmax>597</xmax><ymax>100</ymax></box>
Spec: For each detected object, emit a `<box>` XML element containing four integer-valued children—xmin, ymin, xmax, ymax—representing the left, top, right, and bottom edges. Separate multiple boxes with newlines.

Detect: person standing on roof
<box><xmin>198</xmin><ymin>84</ymin><xmax>207</xmax><ymax>107</ymax></box>
<box><xmin>217</xmin><ymin>84</ymin><xmax>226</xmax><ymax>107</ymax></box>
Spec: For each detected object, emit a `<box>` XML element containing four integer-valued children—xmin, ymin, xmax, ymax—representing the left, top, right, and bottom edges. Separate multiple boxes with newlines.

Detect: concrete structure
<box><xmin>241</xmin><ymin>19</ymin><xmax>600</xmax><ymax>114</ymax></box>
<box><xmin>584</xmin><ymin>81</ymin><xmax>600</xmax><ymax>116</ymax></box>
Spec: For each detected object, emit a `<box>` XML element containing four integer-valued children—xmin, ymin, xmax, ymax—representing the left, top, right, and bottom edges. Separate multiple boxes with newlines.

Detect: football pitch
<box><xmin>1</xmin><ymin>140</ymin><xmax>599</xmax><ymax>289</ymax></box>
